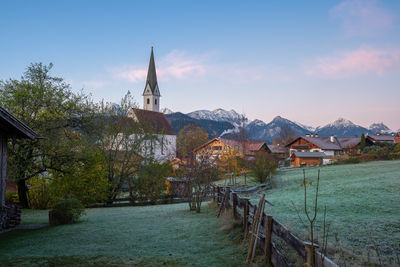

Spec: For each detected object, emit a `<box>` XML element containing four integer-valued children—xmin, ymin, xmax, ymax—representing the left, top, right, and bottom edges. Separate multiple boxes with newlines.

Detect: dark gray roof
<box><xmin>293</xmin><ymin>152</ymin><xmax>326</xmax><ymax>158</ymax></box>
<box><xmin>367</xmin><ymin>135</ymin><xmax>394</xmax><ymax>142</ymax></box>
<box><xmin>142</xmin><ymin>47</ymin><xmax>159</xmax><ymax>95</ymax></box>
<box><xmin>0</xmin><ymin>106</ymin><xmax>37</xmax><ymax>139</ymax></box>
<box><xmin>267</xmin><ymin>144</ymin><xmax>287</xmax><ymax>154</ymax></box>
<box><xmin>288</xmin><ymin>136</ymin><xmax>361</xmax><ymax>150</ymax></box>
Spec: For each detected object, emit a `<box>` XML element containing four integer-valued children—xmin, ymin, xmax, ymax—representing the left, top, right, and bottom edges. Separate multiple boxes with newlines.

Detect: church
<box><xmin>128</xmin><ymin>47</ymin><xmax>176</xmax><ymax>162</ymax></box>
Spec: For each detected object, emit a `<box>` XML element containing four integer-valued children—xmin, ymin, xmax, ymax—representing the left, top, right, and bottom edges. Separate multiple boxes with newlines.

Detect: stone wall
<box><xmin>0</xmin><ymin>204</ymin><xmax>21</xmax><ymax>230</ymax></box>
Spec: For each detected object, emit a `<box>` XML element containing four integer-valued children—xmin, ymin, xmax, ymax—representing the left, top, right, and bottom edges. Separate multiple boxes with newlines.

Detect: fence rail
<box><xmin>213</xmin><ymin>185</ymin><xmax>339</xmax><ymax>267</ymax></box>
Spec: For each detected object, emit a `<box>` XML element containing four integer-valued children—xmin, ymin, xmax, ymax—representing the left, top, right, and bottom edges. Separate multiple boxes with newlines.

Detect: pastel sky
<box><xmin>1</xmin><ymin>0</ymin><xmax>399</xmax><ymax>130</ymax></box>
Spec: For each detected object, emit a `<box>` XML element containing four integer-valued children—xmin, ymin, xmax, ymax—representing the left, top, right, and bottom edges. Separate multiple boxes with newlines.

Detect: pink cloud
<box><xmin>305</xmin><ymin>47</ymin><xmax>400</xmax><ymax>77</ymax></box>
<box><xmin>330</xmin><ymin>0</ymin><xmax>395</xmax><ymax>37</ymax></box>
<box><xmin>112</xmin><ymin>50</ymin><xmax>207</xmax><ymax>83</ymax></box>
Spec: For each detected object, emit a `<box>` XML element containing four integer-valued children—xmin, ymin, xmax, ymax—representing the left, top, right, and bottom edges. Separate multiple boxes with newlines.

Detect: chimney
<box><xmin>306</xmin><ymin>133</ymin><xmax>311</xmax><ymax>137</ymax></box>
<box><xmin>315</xmin><ymin>133</ymin><xmax>319</xmax><ymax>137</ymax></box>
<box><xmin>330</xmin><ymin>135</ymin><xmax>335</xmax><ymax>142</ymax></box>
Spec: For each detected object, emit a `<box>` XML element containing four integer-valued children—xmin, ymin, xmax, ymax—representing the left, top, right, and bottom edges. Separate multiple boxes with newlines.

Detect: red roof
<box><xmin>131</xmin><ymin>108</ymin><xmax>175</xmax><ymax>135</ymax></box>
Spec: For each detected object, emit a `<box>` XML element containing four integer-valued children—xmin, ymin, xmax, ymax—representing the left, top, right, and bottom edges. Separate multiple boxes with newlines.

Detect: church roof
<box><xmin>143</xmin><ymin>47</ymin><xmax>159</xmax><ymax>95</ymax></box>
<box><xmin>130</xmin><ymin>108</ymin><xmax>175</xmax><ymax>135</ymax></box>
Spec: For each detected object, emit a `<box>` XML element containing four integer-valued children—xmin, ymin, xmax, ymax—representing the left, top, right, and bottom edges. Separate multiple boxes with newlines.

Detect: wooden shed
<box><xmin>0</xmin><ymin>106</ymin><xmax>37</xmax><ymax>230</ymax></box>
<box><xmin>290</xmin><ymin>152</ymin><xmax>325</xmax><ymax>167</ymax></box>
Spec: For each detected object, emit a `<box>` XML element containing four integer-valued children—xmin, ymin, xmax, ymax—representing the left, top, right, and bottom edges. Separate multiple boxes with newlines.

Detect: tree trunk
<box><xmin>17</xmin><ymin>179</ymin><xmax>29</xmax><ymax>208</ymax></box>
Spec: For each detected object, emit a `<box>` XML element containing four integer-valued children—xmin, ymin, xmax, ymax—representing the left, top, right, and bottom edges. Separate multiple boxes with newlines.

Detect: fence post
<box><xmin>225</xmin><ymin>187</ymin><xmax>231</xmax><ymax>209</ymax></box>
<box><xmin>305</xmin><ymin>241</ymin><xmax>318</xmax><ymax>267</ymax></box>
<box><xmin>212</xmin><ymin>186</ymin><xmax>216</xmax><ymax>202</ymax></box>
<box><xmin>232</xmin><ymin>192</ymin><xmax>238</xmax><ymax>219</ymax></box>
<box><xmin>243</xmin><ymin>197</ymin><xmax>249</xmax><ymax>239</ymax></box>
<box><xmin>217</xmin><ymin>186</ymin><xmax>221</xmax><ymax>205</ymax></box>
<box><xmin>264</xmin><ymin>215</ymin><xmax>273</xmax><ymax>265</ymax></box>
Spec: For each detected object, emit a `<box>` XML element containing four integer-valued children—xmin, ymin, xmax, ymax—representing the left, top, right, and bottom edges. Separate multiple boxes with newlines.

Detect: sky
<box><xmin>1</xmin><ymin>0</ymin><xmax>399</xmax><ymax>130</ymax></box>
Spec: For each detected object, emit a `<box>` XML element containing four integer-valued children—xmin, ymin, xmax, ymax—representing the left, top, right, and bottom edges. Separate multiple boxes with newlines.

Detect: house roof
<box><xmin>292</xmin><ymin>152</ymin><xmax>326</xmax><ymax>158</ymax></box>
<box><xmin>286</xmin><ymin>136</ymin><xmax>361</xmax><ymax>151</ymax></box>
<box><xmin>0</xmin><ymin>106</ymin><xmax>37</xmax><ymax>139</ymax></box>
<box><xmin>130</xmin><ymin>108</ymin><xmax>175</xmax><ymax>135</ymax></box>
<box><xmin>267</xmin><ymin>144</ymin><xmax>287</xmax><ymax>154</ymax></box>
<box><xmin>193</xmin><ymin>137</ymin><xmax>270</xmax><ymax>155</ymax></box>
<box><xmin>142</xmin><ymin>47</ymin><xmax>159</xmax><ymax>95</ymax></box>
<box><xmin>367</xmin><ymin>134</ymin><xmax>394</xmax><ymax>142</ymax></box>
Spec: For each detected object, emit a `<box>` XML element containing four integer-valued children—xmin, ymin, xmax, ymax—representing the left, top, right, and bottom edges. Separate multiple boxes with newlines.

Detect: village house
<box><xmin>192</xmin><ymin>137</ymin><xmax>270</xmax><ymax>161</ymax></box>
<box><xmin>285</xmin><ymin>135</ymin><xmax>371</xmax><ymax>164</ymax></box>
<box><xmin>395</xmin><ymin>131</ymin><xmax>400</xmax><ymax>144</ymax></box>
<box><xmin>126</xmin><ymin>47</ymin><xmax>176</xmax><ymax>162</ymax></box>
<box><xmin>290</xmin><ymin>151</ymin><xmax>325</xmax><ymax>167</ymax></box>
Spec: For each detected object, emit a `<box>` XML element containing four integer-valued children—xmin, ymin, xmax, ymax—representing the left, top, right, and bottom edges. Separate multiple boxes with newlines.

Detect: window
<box><xmin>155</xmin><ymin>99</ymin><xmax>157</xmax><ymax>105</ymax></box>
<box><xmin>212</xmin><ymin>146</ymin><xmax>222</xmax><ymax>151</ymax></box>
<box><xmin>147</xmin><ymin>98</ymin><xmax>150</xmax><ymax>104</ymax></box>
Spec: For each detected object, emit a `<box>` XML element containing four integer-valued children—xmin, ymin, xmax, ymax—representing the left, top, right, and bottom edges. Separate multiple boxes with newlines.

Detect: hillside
<box><xmin>165</xmin><ymin>112</ymin><xmax>234</xmax><ymax>138</ymax></box>
<box><xmin>261</xmin><ymin>161</ymin><xmax>400</xmax><ymax>265</ymax></box>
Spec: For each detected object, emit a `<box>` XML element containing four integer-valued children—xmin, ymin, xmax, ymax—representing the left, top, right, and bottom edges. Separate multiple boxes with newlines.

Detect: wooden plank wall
<box><xmin>0</xmin><ymin>136</ymin><xmax>7</xmax><ymax>207</ymax></box>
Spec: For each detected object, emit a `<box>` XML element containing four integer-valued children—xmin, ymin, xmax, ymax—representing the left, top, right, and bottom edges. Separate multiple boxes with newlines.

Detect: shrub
<box><xmin>28</xmin><ymin>177</ymin><xmax>56</xmax><ymax>209</ymax></box>
<box><xmin>250</xmin><ymin>152</ymin><xmax>277</xmax><ymax>184</ymax></box>
<box><xmin>49</xmin><ymin>199</ymin><xmax>85</xmax><ymax>225</ymax></box>
<box><xmin>342</xmin><ymin>157</ymin><xmax>360</xmax><ymax>164</ymax></box>
<box><xmin>133</xmin><ymin>160</ymin><xmax>171</xmax><ymax>203</ymax></box>
<box><xmin>5</xmin><ymin>191</ymin><xmax>19</xmax><ymax>204</ymax></box>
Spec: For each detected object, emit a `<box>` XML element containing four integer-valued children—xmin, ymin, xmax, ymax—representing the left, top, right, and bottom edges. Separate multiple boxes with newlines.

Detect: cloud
<box><xmin>330</xmin><ymin>0</ymin><xmax>395</xmax><ymax>37</ymax></box>
<box><xmin>81</xmin><ymin>80</ymin><xmax>108</xmax><ymax>89</ymax></box>
<box><xmin>112</xmin><ymin>50</ymin><xmax>208</xmax><ymax>83</ymax></box>
<box><xmin>305</xmin><ymin>47</ymin><xmax>400</xmax><ymax>77</ymax></box>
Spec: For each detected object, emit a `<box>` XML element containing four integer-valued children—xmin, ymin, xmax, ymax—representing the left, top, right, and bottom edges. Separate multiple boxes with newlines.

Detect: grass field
<box><xmin>259</xmin><ymin>160</ymin><xmax>400</xmax><ymax>265</ymax></box>
<box><xmin>0</xmin><ymin>203</ymin><xmax>248</xmax><ymax>266</ymax></box>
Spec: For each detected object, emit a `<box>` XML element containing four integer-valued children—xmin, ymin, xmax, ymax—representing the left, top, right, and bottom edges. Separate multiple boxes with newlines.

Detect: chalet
<box><xmin>126</xmin><ymin>47</ymin><xmax>176</xmax><ymax>162</ymax></box>
<box><xmin>290</xmin><ymin>152</ymin><xmax>325</xmax><ymax>167</ymax></box>
<box><xmin>0</xmin><ymin>106</ymin><xmax>37</xmax><ymax>230</ymax></box>
<box><xmin>395</xmin><ymin>131</ymin><xmax>400</xmax><ymax>144</ymax></box>
<box><xmin>192</xmin><ymin>138</ymin><xmax>270</xmax><ymax>161</ymax></box>
<box><xmin>286</xmin><ymin>135</ymin><xmax>371</xmax><ymax>160</ymax></box>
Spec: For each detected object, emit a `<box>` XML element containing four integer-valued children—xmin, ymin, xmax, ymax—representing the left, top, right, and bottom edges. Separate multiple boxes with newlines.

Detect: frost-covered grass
<box><xmin>0</xmin><ymin>203</ymin><xmax>248</xmax><ymax>266</ymax></box>
<box><xmin>260</xmin><ymin>160</ymin><xmax>400</xmax><ymax>265</ymax></box>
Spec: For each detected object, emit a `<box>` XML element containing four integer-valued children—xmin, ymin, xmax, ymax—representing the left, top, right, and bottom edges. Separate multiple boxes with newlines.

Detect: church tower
<box><xmin>143</xmin><ymin>47</ymin><xmax>160</xmax><ymax>112</ymax></box>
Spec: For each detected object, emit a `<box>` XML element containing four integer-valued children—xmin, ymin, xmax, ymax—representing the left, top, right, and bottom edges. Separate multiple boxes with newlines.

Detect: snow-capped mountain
<box><xmin>245</xmin><ymin>116</ymin><xmax>309</xmax><ymax>142</ymax></box>
<box><xmin>187</xmin><ymin>109</ymin><xmax>246</xmax><ymax>126</ymax></box>
<box><xmin>368</xmin><ymin>123</ymin><xmax>392</xmax><ymax>134</ymax></box>
<box><xmin>295</xmin><ymin>121</ymin><xmax>315</xmax><ymax>133</ymax></box>
<box><xmin>164</xmin><ymin>107</ymin><xmax>394</xmax><ymax>143</ymax></box>
<box><xmin>315</xmin><ymin>118</ymin><xmax>368</xmax><ymax>137</ymax></box>
<box><xmin>161</xmin><ymin>107</ymin><xmax>174</xmax><ymax>115</ymax></box>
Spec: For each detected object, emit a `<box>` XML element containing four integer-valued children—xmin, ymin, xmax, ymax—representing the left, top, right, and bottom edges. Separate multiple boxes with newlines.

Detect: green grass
<box><xmin>0</xmin><ymin>203</ymin><xmax>248</xmax><ymax>266</ymax></box>
<box><xmin>259</xmin><ymin>160</ymin><xmax>400</xmax><ymax>265</ymax></box>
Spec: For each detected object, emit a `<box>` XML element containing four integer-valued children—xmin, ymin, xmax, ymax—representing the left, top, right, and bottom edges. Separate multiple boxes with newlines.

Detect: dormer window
<box><xmin>147</xmin><ymin>98</ymin><xmax>150</xmax><ymax>104</ymax></box>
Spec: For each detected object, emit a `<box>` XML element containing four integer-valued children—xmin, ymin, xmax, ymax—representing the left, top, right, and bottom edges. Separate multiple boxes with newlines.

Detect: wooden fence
<box><xmin>213</xmin><ymin>185</ymin><xmax>339</xmax><ymax>267</ymax></box>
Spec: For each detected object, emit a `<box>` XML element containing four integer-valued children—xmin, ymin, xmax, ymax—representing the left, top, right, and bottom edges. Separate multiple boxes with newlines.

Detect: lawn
<box><xmin>0</xmin><ymin>203</ymin><xmax>248</xmax><ymax>266</ymax></box>
<box><xmin>259</xmin><ymin>160</ymin><xmax>400</xmax><ymax>265</ymax></box>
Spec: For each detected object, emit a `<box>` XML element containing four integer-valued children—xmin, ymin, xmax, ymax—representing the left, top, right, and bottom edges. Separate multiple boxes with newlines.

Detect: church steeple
<box><xmin>143</xmin><ymin>47</ymin><xmax>160</xmax><ymax>112</ymax></box>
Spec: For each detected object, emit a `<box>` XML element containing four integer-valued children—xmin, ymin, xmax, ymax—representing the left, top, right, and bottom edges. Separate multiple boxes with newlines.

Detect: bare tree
<box><xmin>279</xmin><ymin>124</ymin><xmax>296</xmax><ymax>146</ymax></box>
<box><xmin>183</xmin><ymin>150</ymin><xmax>220</xmax><ymax>213</ymax></box>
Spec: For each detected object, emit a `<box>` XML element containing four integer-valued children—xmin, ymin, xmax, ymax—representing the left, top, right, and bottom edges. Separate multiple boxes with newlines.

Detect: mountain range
<box><xmin>163</xmin><ymin>108</ymin><xmax>395</xmax><ymax>143</ymax></box>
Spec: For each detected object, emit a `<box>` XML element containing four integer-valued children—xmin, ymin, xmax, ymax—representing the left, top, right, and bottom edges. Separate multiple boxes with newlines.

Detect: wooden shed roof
<box><xmin>0</xmin><ymin>106</ymin><xmax>37</xmax><ymax>139</ymax></box>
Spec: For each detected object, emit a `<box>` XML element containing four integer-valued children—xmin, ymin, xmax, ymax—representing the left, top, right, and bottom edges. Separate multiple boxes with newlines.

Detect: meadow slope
<box><xmin>261</xmin><ymin>160</ymin><xmax>400</xmax><ymax>265</ymax></box>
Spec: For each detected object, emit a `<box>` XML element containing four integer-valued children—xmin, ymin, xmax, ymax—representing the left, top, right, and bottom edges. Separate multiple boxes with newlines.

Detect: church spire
<box><xmin>143</xmin><ymin>47</ymin><xmax>161</xmax><ymax>112</ymax></box>
<box><xmin>144</xmin><ymin>46</ymin><xmax>159</xmax><ymax>95</ymax></box>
